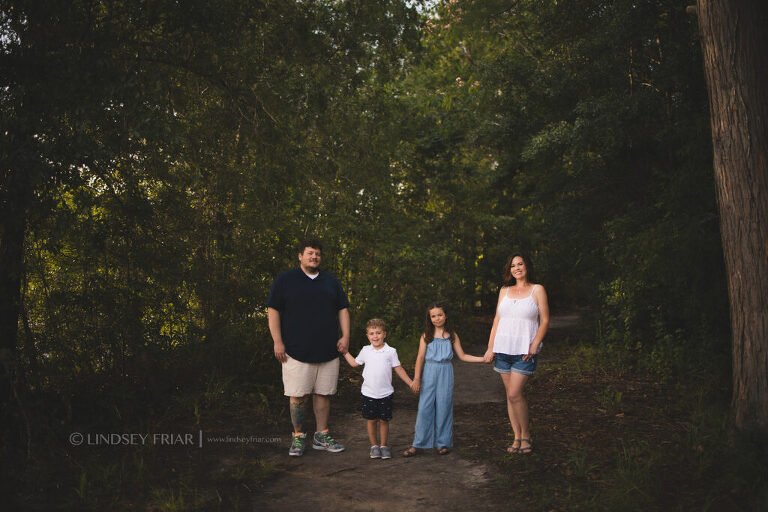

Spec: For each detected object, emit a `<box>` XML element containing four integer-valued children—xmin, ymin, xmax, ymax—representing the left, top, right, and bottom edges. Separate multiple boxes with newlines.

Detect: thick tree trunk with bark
<box><xmin>696</xmin><ymin>0</ymin><xmax>768</xmax><ymax>433</ymax></box>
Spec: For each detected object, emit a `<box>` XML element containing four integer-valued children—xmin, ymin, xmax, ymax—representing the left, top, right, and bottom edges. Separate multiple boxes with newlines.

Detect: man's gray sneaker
<box><xmin>379</xmin><ymin>446</ymin><xmax>392</xmax><ymax>459</ymax></box>
<box><xmin>312</xmin><ymin>429</ymin><xmax>345</xmax><ymax>452</ymax></box>
<box><xmin>288</xmin><ymin>432</ymin><xmax>307</xmax><ymax>456</ymax></box>
<box><xmin>369</xmin><ymin>445</ymin><xmax>381</xmax><ymax>458</ymax></box>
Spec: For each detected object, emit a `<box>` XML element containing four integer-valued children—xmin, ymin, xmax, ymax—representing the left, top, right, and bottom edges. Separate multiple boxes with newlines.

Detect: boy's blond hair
<box><xmin>365</xmin><ymin>318</ymin><xmax>386</xmax><ymax>331</ymax></box>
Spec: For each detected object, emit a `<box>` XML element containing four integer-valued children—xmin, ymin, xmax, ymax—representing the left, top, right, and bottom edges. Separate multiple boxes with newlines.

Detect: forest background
<box><xmin>1</xmin><ymin>0</ymin><xmax>764</xmax><ymax>510</ymax></box>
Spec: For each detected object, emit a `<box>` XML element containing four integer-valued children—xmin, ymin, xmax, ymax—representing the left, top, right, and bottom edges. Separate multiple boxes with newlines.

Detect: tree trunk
<box><xmin>0</xmin><ymin>168</ymin><xmax>29</xmax><ymax>409</ymax></box>
<box><xmin>696</xmin><ymin>0</ymin><xmax>768</xmax><ymax>433</ymax></box>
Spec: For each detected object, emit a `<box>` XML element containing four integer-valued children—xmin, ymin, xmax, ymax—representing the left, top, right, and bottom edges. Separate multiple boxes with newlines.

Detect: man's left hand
<box><xmin>337</xmin><ymin>336</ymin><xmax>349</xmax><ymax>354</ymax></box>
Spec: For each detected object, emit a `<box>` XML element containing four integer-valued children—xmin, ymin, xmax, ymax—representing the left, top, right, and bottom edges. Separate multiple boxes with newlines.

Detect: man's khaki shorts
<box><xmin>282</xmin><ymin>355</ymin><xmax>339</xmax><ymax>397</ymax></box>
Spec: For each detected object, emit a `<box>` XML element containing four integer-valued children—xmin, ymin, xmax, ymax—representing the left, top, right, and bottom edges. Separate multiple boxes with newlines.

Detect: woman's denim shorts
<box><xmin>493</xmin><ymin>353</ymin><xmax>538</xmax><ymax>376</ymax></box>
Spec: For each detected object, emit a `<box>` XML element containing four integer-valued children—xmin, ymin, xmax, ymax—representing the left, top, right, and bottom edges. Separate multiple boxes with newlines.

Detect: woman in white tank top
<box><xmin>483</xmin><ymin>252</ymin><xmax>549</xmax><ymax>455</ymax></box>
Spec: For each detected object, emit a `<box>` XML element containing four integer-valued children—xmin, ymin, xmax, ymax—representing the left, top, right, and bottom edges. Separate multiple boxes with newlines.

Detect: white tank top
<box><xmin>493</xmin><ymin>285</ymin><xmax>541</xmax><ymax>355</ymax></box>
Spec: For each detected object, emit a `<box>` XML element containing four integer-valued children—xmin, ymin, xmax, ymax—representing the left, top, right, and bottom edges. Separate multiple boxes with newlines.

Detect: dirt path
<box><xmin>252</xmin><ymin>362</ymin><xmax>504</xmax><ymax>511</ymax></box>
<box><xmin>252</xmin><ymin>315</ymin><xmax>581</xmax><ymax>511</ymax></box>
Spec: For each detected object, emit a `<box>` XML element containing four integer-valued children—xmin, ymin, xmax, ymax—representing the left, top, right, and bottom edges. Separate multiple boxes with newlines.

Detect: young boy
<box><xmin>343</xmin><ymin>318</ymin><xmax>417</xmax><ymax>459</ymax></box>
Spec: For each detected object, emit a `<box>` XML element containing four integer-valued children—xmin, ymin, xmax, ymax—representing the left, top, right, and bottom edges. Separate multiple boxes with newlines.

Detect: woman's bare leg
<box><xmin>500</xmin><ymin>372</ymin><xmax>529</xmax><ymax>444</ymax></box>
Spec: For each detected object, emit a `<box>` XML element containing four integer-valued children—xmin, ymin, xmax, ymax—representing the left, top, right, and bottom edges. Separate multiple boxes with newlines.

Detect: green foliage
<box><xmin>534</xmin><ymin>335</ymin><xmax>765</xmax><ymax>512</ymax></box>
<box><xmin>423</xmin><ymin>0</ymin><xmax>728</xmax><ymax>366</ymax></box>
<box><xmin>0</xmin><ymin>0</ymin><xmax>738</xmax><ymax>509</ymax></box>
<box><xmin>568</xmin><ymin>449</ymin><xmax>601</xmax><ymax>480</ymax></box>
<box><xmin>596</xmin><ymin>385</ymin><xmax>624</xmax><ymax>413</ymax></box>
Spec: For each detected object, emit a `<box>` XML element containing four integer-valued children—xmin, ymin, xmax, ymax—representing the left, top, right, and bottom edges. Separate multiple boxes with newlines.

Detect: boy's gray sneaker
<box><xmin>288</xmin><ymin>432</ymin><xmax>307</xmax><ymax>457</ymax></box>
<box><xmin>312</xmin><ymin>429</ymin><xmax>345</xmax><ymax>452</ymax></box>
<box><xmin>369</xmin><ymin>445</ymin><xmax>381</xmax><ymax>459</ymax></box>
<box><xmin>379</xmin><ymin>446</ymin><xmax>392</xmax><ymax>459</ymax></box>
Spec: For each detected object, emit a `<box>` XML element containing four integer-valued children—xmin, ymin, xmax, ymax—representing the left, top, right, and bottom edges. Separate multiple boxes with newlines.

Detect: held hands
<box><xmin>336</xmin><ymin>336</ymin><xmax>349</xmax><ymax>354</ymax></box>
<box><xmin>482</xmin><ymin>350</ymin><xmax>495</xmax><ymax>364</ymax></box>
<box><xmin>410</xmin><ymin>379</ymin><xmax>421</xmax><ymax>393</ymax></box>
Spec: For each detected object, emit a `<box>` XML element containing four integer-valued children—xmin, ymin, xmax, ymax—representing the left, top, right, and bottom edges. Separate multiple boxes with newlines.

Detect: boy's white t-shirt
<box><xmin>354</xmin><ymin>343</ymin><xmax>401</xmax><ymax>399</ymax></box>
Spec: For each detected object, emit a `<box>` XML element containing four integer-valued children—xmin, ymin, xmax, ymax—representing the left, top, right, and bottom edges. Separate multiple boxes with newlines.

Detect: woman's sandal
<box><xmin>438</xmin><ymin>447</ymin><xmax>451</xmax><ymax>455</ymax></box>
<box><xmin>506</xmin><ymin>439</ymin><xmax>521</xmax><ymax>454</ymax></box>
<box><xmin>402</xmin><ymin>446</ymin><xmax>418</xmax><ymax>457</ymax></box>
<box><xmin>518</xmin><ymin>438</ymin><xmax>533</xmax><ymax>454</ymax></box>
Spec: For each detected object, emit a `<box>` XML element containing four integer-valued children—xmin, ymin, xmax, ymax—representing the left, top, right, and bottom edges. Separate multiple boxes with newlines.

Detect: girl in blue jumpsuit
<box><xmin>403</xmin><ymin>303</ymin><xmax>485</xmax><ymax>456</ymax></box>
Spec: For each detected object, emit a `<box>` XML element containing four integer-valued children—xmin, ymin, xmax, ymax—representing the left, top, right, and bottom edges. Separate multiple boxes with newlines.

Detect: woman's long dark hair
<box><xmin>502</xmin><ymin>252</ymin><xmax>536</xmax><ymax>287</ymax></box>
<box><xmin>423</xmin><ymin>302</ymin><xmax>455</xmax><ymax>344</ymax></box>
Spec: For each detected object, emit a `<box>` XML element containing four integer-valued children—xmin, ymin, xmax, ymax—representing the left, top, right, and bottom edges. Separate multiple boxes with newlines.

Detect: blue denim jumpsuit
<box><xmin>412</xmin><ymin>337</ymin><xmax>454</xmax><ymax>449</ymax></box>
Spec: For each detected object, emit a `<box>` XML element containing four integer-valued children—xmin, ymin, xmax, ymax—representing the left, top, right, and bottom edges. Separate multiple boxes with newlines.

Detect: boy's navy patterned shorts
<box><xmin>361</xmin><ymin>393</ymin><xmax>393</xmax><ymax>421</ymax></box>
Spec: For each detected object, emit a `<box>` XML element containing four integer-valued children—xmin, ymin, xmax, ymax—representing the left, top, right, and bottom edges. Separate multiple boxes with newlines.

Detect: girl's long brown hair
<box><xmin>423</xmin><ymin>302</ymin><xmax>455</xmax><ymax>344</ymax></box>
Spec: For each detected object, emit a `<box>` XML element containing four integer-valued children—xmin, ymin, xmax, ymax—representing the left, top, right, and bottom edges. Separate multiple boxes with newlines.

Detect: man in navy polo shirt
<box><xmin>267</xmin><ymin>239</ymin><xmax>351</xmax><ymax>456</ymax></box>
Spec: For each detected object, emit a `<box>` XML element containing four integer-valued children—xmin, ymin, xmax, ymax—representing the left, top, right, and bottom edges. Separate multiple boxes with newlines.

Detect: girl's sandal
<box><xmin>506</xmin><ymin>439</ymin><xmax>521</xmax><ymax>454</ymax></box>
<box><xmin>402</xmin><ymin>447</ymin><xmax>418</xmax><ymax>457</ymax></box>
<box><xmin>518</xmin><ymin>438</ymin><xmax>533</xmax><ymax>454</ymax></box>
<box><xmin>438</xmin><ymin>447</ymin><xmax>451</xmax><ymax>455</ymax></box>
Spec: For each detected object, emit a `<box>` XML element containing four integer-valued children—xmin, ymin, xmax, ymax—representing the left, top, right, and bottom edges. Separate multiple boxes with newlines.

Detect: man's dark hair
<box><xmin>298</xmin><ymin>238</ymin><xmax>323</xmax><ymax>254</ymax></box>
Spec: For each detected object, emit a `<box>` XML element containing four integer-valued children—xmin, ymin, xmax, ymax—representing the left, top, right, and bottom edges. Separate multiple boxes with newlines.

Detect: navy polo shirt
<box><xmin>267</xmin><ymin>267</ymin><xmax>350</xmax><ymax>363</ymax></box>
